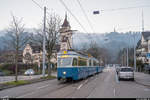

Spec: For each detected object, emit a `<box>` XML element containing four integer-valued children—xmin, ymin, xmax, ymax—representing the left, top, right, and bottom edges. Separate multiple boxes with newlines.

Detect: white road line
<box><xmin>85</xmin><ymin>80</ymin><xmax>88</xmax><ymax>84</ymax></box>
<box><xmin>17</xmin><ymin>91</ymin><xmax>37</xmax><ymax>98</ymax></box>
<box><xmin>113</xmin><ymin>88</ymin><xmax>116</xmax><ymax>97</ymax></box>
<box><xmin>115</xmin><ymin>73</ymin><xmax>119</xmax><ymax>83</ymax></box>
<box><xmin>144</xmin><ymin>88</ymin><xmax>150</xmax><ymax>92</ymax></box>
<box><xmin>17</xmin><ymin>85</ymin><xmax>49</xmax><ymax>98</ymax></box>
<box><xmin>77</xmin><ymin>84</ymin><xmax>83</xmax><ymax>90</ymax></box>
<box><xmin>2</xmin><ymin>96</ymin><xmax>9</xmax><ymax>98</ymax></box>
<box><xmin>37</xmin><ymin>85</ymin><xmax>49</xmax><ymax>89</ymax></box>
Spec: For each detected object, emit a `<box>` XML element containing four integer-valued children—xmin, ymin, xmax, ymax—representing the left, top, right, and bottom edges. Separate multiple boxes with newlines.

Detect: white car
<box><xmin>118</xmin><ymin>67</ymin><xmax>134</xmax><ymax>81</ymax></box>
<box><xmin>24</xmin><ymin>69</ymin><xmax>35</xmax><ymax>75</ymax></box>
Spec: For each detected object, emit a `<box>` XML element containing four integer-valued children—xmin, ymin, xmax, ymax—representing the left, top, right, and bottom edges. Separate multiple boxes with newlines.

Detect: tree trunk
<box><xmin>48</xmin><ymin>61</ymin><xmax>51</xmax><ymax>76</ymax></box>
<box><xmin>15</xmin><ymin>50</ymin><xmax>18</xmax><ymax>82</ymax></box>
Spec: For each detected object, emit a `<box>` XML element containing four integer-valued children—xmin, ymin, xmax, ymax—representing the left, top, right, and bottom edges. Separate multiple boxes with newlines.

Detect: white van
<box><xmin>118</xmin><ymin>67</ymin><xmax>134</xmax><ymax>81</ymax></box>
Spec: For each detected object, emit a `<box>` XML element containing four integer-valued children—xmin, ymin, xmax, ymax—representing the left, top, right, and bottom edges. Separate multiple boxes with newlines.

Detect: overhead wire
<box><xmin>31</xmin><ymin>0</ymin><xmax>43</xmax><ymax>10</ymax></box>
<box><xmin>76</xmin><ymin>0</ymin><xmax>94</xmax><ymax>33</ymax></box>
<box><xmin>31</xmin><ymin>0</ymin><xmax>54</xmax><ymax>22</ymax></box>
<box><xmin>59</xmin><ymin>0</ymin><xmax>92</xmax><ymax>50</ymax></box>
<box><xmin>101</xmin><ymin>5</ymin><xmax>150</xmax><ymax>12</ymax></box>
<box><xmin>76</xmin><ymin>0</ymin><xmax>96</xmax><ymax>44</ymax></box>
<box><xmin>59</xmin><ymin>0</ymin><xmax>88</xmax><ymax>33</ymax></box>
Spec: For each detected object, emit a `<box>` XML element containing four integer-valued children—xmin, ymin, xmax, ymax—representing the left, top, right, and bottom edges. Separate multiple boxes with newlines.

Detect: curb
<box><xmin>135</xmin><ymin>80</ymin><xmax>150</xmax><ymax>87</ymax></box>
<box><xmin>0</xmin><ymin>77</ymin><xmax>56</xmax><ymax>91</ymax></box>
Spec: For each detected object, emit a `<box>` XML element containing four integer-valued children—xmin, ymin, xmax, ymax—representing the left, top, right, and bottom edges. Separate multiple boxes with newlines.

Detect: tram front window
<box><xmin>58</xmin><ymin>57</ymin><xmax>72</xmax><ymax>67</ymax></box>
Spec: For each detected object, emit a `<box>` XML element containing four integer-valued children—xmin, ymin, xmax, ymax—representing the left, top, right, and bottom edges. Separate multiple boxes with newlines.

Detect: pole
<box><xmin>142</xmin><ymin>9</ymin><xmax>144</xmax><ymax>32</ymax></box>
<box><xmin>133</xmin><ymin>34</ymin><xmax>136</xmax><ymax>71</ymax></box>
<box><xmin>127</xmin><ymin>48</ymin><xmax>129</xmax><ymax>67</ymax></box>
<box><xmin>42</xmin><ymin>6</ymin><xmax>46</xmax><ymax>77</ymax></box>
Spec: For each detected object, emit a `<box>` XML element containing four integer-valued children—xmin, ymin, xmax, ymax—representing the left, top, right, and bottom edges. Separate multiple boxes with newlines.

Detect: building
<box><xmin>23</xmin><ymin>14</ymin><xmax>73</xmax><ymax>67</ymax></box>
<box><xmin>23</xmin><ymin>44</ymin><xmax>42</xmax><ymax>65</ymax></box>
<box><xmin>136</xmin><ymin>31</ymin><xmax>150</xmax><ymax>64</ymax></box>
<box><xmin>59</xmin><ymin>13</ymin><xmax>74</xmax><ymax>51</ymax></box>
<box><xmin>23</xmin><ymin>43</ymin><xmax>60</xmax><ymax>66</ymax></box>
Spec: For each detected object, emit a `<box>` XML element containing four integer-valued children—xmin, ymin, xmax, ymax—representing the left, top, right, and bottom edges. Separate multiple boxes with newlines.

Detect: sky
<box><xmin>0</xmin><ymin>0</ymin><xmax>150</xmax><ymax>33</ymax></box>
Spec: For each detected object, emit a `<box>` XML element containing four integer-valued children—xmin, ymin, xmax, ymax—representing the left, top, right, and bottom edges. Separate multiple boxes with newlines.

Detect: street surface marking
<box><xmin>77</xmin><ymin>84</ymin><xmax>83</xmax><ymax>90</ymax></box>
<box><xmin>113</xmin><ymin>88</ymin><xmax>116</xmax><ymax>97</ymax></box>
<box><xmin>85</xmin><ymin>80</ymin><xmax>88</xmax><ymax>84</ymax></box>
<box><xmin>144</xmin><ymin>88</ymin><xmax>150</xmax><ymax>92</ymax></box>
<box><xmin>37</xmin><ymin>85</ymin><xmax>49</xmax><ymax>89</ymax></box>
<box><xmin>115</xmin><ymin>73</ymin><xmax>119</xmax><ymax>83</ymax></box>
<box><xmin>2</xmin><ymin>96</ymin><xmax>9</xmax><ymax>98</ymax></box>
<box><xmin>17</xmin><ymin>91</ymin><xmax>37</xmax><ymax>98</ymax></box>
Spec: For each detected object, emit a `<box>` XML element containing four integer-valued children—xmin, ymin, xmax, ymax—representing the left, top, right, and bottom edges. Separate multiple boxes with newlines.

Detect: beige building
<box><xmin>136</xmin><ymin>31</ymin><xmax>150</xmax><ymax>64</ymax></box>
<box><xmin>23</xmin><ymin>43</ymin><xmax>59</xmax><ymax>65</ymax></box>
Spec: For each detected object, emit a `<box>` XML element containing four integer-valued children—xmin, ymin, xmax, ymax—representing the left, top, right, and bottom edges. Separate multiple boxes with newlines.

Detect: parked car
<box><xmin>0</xmin><ymin>70</ymin><xmax>5</xmax><ymax>76</ymax></box>
<box><xmin>24</xmin><ymin>69</ymin><xmax>35</xmax><ymax>75</ymax></box>
<box><xmin>118</xmin><ymin>67</ymin><xmax>134</xmax><ymax>81</ymax></box>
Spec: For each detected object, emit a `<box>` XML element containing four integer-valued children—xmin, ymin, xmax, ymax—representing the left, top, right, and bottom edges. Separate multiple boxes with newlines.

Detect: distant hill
<box><xmin>72</xmin><ymin>31</ymin><xmax>141</xmax><ymax>62</ymax></box>
<box><xmin>0</xmin><ymin>29</ymin><xmax>141</xmax><ymax>61</ymax></box>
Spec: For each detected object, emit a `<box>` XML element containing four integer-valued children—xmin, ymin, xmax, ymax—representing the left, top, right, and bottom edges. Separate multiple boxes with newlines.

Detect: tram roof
<box><xmin>57</xmin><ymin>50</ymin><xmax>88</xmax><ymax>58</ymax></box>
<box><xmin>57</xmin><ymin>50</ymin><xmax>99</xmax><ymax>61</ymax></box>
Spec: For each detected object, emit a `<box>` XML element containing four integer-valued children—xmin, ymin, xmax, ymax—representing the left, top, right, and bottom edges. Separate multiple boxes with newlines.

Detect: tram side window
<box><xmin>93</xmin><ymin>61</ymin><xmax>97</xmax><ymax>66</ymax></box>
<box><xmin>89</xmin><ymin>60</ymin><xmax>92</xmax><ymax>66</ymax></box>
<box><xmin>72</xmin><ymin>58</ymin><xmax>78</xmax><ymax>66</ymax></box>
<box><xmin>78</xmin><ymin>59</ymin><xmax>87</xmax><ymax>66</ymax></box>
<box><xmin>96</xmin><ymin>63</ymin><xmax>99</xmax><ymax>66</ymax></box>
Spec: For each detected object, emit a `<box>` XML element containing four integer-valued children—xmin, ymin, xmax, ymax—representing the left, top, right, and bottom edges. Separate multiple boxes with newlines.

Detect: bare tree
<box><xmin>31</xmin><ymin>13</ymin><xmax>61</xmax><ymax>76</ymax></box>
<box><xmin>80</xmin><ymin>41</ymin><xmax>111</xmax><ymax>65</ymax></box>
<box><xmin>5</xmin><ymin>15</ymin><xmax>29</xmax><ymax>81</ymax></box>
<box><xmin>45</xmin><ymin>14</ymin><xmax>61</xmax><ymax>76</ymax></box>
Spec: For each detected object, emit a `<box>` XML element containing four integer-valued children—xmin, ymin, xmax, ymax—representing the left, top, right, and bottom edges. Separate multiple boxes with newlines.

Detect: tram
<box><xmin>57</xmin><ymin>50</ymin><xmax>103</xmax><ymax>81</ymax></box>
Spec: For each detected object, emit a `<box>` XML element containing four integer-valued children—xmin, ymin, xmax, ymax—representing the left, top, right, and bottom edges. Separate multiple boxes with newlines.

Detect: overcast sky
<box><xmin>0</xmin><ymin>0</ymin><xmax>150</xmax><ymax>33</ymax></box>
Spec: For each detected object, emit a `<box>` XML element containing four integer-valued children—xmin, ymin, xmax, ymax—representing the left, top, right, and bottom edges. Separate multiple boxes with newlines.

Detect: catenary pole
<box><xmin>133</xmin><ymin>34</ymin><xmax>136</xmax><ymax>71</ymax></box>
<box><xmin>42</xmin><ymin>6</ymin><xmax>46</xmax><ymax>77</ymax></box>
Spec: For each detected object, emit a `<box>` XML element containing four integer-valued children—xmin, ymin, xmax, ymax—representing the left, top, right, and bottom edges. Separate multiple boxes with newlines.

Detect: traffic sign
<box><xmin>93</xmin><ymin>11</ymin><xmax>100</xmax><ymax>14</ymax></box>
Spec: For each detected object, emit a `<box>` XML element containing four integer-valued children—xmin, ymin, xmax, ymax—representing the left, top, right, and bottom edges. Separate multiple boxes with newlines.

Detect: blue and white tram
<box><xmin>57</xmin><ymin>50</ymin><xmax>102</xmax><ymax>81</ymax></box>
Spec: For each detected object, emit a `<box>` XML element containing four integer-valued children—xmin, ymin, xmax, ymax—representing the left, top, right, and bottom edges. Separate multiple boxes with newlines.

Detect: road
<box><xmin>0</xmin><ymin>67</ymin><xmax>150</xmax><ymax>98</ymax></box>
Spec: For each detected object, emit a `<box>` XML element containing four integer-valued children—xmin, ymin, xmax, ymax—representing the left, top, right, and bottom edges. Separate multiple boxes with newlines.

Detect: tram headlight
<box><xmin>63</xmin><ymin>71</ymin><xmax>66</xmax><ymax>75</ymax></box>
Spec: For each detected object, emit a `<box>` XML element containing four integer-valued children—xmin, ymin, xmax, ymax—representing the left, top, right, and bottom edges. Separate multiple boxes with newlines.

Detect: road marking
<box><xmin>37</xmin><ymin>85</ymin><xmax>49</xmax><ymax>89</ymax></box>
<box><xmin>144</xmin><ymin>88</ymin><xmax>150</xmax><ymax>92</ymax></box>
<box><xmin>85</xmin><ymin>80</ymin><xmax>88</xmax><ymax>84</ymax></box>
<box><xmin>115</xmin><ymin>73</ymin><xmax>119</xmax><ymax>83</ymax></box>
<box><xmin>2</xmin><ymin>96</ymin><xmax>9</xmax><ymax>98</ymax></box>
<box><xmin>77</xmin><ymin>84</ymin><xmax>83</xmax><ymax>90</ymax></box>
<box><xmin>17</xmin><ymin>91</ymin><xmax>37</xmax><ymax>98</ymax></box>
<box><xmin>113</xmin><ymin>88</ymin><xmax>116</xmax><ymax>97</ymax></box>
<box><xmin>17</xmin><ymin>84</ymin><xmax>49</xmax><ymax>98</ymax></box>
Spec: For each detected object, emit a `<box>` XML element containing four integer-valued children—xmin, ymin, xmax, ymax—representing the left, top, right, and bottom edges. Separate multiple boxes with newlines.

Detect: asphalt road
<box><xmin>0</xmin><ymin>67</ymin><xmax>150</xmax><ymax>98</ymax></box>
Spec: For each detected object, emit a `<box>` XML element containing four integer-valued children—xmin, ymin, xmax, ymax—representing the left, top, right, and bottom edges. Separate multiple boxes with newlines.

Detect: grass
<box><xmin>0</xmin><ymin>75</ymin><xmax>56</xmax><ymax>90</ymax></box>
<box><xmin>4</xmin><ymin>80</ymin><xmax>29</xmax><ymax>86</ymax></box>
<box><xmin>40</xmin><ymin>75</ymin><xmax>56</xmax><ymax>79</ymax></box>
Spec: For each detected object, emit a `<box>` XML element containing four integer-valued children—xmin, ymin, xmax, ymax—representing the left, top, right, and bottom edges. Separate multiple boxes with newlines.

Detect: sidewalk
<box><xmin>134</xmin><ymin>72</ymin><xmax>150</xmax><ymax>87</ymax></box>
<box><xmin>0</xmin><ymin>71</ymin><xmax>57</xmax><ymax>84</ymax></box>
